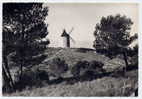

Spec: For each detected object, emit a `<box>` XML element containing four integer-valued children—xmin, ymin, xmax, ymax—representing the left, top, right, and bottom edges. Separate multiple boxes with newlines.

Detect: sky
<box><xmin>44</xmin><ymin>3</ymin><xmax>139</xmax><ymax>48</ymax></box>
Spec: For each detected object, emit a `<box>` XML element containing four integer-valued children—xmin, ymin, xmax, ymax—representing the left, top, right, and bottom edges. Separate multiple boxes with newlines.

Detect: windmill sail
<box><xmin>68</xmin><ymin>27</ymin><xmax>74</xmax><ymax>34</ymax></box>
<box><xmin>70</xmin><ymin>36</ymin><xmax>76</xmax><ymax>44</ymax></box>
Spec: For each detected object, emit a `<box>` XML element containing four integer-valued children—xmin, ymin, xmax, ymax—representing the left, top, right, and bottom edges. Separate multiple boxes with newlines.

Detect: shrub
<box><xmin>71</xmin><ymin>60</ymin><xmax>105</xmax><ymax>78</ymax></box>
<box><xmin>129</xmin><ymin>55</ymin><xmax>138</xmax><ymax>67</ymax></box>
<box><xmin>14</xmin><ymin>69</ymin><xmax>38</xmax><ymax>90</ymax></box>
<box><xmin>71</xmin><ymin>60</ymin><xmax>90</xmax><ymax>77</ymax></box>
<box><xmin>127</xmin><ymin>45</ymin><xmax>138</xmax><ymax>57</ymax></box>
<box><xmin>36</xmin><ymin>69</ymin><xmax>49</xmax><ymax>81</ymax></box>
<box><xmin>47</xmin><ymin>57</ymin><xmax>68</xmax><ymax>78</ymax></box>
<box><xmin>89</xmin><ymin>60</ymin><xmax>104</xmax><ymax>70</ymax></box>
<box><xmin>127</xmin><ymin>44</ymin><xmax>138</xmax><ymax>69</ymax></box>
<box><xmin>86</xmin><ymin>60</ymin><xmax>105</xmax><ymax>77</ymax></box>
<box><xmin>14</xmin><ymin>68</ymin><xmax>49</xmax><ymax>90</ymax></box>
<box><xmin>71</xmin><ymin>65</ymin><xmax>80</xmax><ymax>77</ymax></box>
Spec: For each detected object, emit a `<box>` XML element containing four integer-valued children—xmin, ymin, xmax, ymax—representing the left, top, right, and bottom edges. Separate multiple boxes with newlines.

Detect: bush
<box><xmin>71</xmin><ymin>60</ymin><xmax>105</xmax><ymax>77</ymax></box>
<box><xmin>14</xmin><ymin>69</ymin><xmax>37</xmax><ymax>90</ymax></box>
<box><xmin>129</xmin><ymin>55</ymin><xmax>138</xmax><ymax>67</ymax></box>
<box><xmin>71</xmin><ymin>60</ymin><xmax>90</xmax><ymax>77</ymax></box>
<box><xmin>127</xmin><ymin>45</ymin><xmax>138</xmax><ymax>57</ymax></box>
<box><xmin>71</xmin><ymin>65</ymin><xmax>80</xmax><ymax>77</ymax></box>
<box><xmin>14</xmin><ymin>68</ymin><xmax>49</xmax><ymax>90</ymax></box>
<box><xmin>86</xmin><ymin>60</ymin><xmax>105</xmax><ymax>76</ymax></box>
<box><xmin>36</xmin><ymin>69</ymin><xmax>49</xmax><ymax>81</ymax></box>
<box><xmin>127</xmin><ymin>45</ymin><xmax>138</xmax><ymax>69</ymax></box>
<box><xmin>47</xmin><ymin>57</ymin><xmax>68</xmax><ymax>78</ymax></box>
<box><xmin>89</xmin><ymin>60</ymin><xmax>104</xmax><ymax>70</ymax></box>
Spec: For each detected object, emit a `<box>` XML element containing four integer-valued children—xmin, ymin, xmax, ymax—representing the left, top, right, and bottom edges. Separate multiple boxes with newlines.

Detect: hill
<box><xmin>4</xmin><ymin>47</ymin><xmax>138</xmax><ymax>96</ymax></box>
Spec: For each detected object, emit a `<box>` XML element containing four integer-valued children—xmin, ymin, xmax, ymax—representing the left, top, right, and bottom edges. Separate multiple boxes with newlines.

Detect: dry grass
<box><xmin>4</xmin><ymin>70</ymin><xmax>137</xmax><ymax>96</ymax></box>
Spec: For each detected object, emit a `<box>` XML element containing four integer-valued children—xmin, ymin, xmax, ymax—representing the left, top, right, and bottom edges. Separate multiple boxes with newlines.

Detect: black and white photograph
<box><xmin>2</xmin><ymin>2</ymin><xmax>139</xmax><ymax>97</ymax></box>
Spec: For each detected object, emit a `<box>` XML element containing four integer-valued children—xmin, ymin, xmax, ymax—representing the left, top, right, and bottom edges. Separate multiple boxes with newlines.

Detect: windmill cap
<box><xmin>61</xmin><ymin>29</ymin><xmax>69</xmax><ymax>37</ymax></box>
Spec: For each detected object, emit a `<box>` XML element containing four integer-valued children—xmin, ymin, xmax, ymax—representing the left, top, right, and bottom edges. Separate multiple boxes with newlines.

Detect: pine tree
<box><xmin>93</xmin><ymin>14</ymin><xmax>138</xmax><ymax>75</ymax></box>
<box><xmin>3</xmin><ymin>3</ymin><xmax>49</xmax><ymax>90</ymax></box>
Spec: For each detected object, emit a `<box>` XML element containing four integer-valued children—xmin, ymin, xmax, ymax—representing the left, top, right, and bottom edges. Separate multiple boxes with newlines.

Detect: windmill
<box><xmin>61</xmin><ymin>27</ymin><xmax>76</xmax><ymax>48</ymax></box>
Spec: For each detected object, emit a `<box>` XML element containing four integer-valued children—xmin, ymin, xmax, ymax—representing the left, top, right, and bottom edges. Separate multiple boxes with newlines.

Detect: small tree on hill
<box><xmin>93</xmin><ymin>14</ymin><xmax>138</xmax><ymax>75</ymax></box>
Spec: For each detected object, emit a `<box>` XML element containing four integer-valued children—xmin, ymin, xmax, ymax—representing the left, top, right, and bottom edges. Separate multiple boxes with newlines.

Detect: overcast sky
<box><xmin>44</xmin><ymin>3</ymin><xmax>139</xmax><ymax>48</ymax></box>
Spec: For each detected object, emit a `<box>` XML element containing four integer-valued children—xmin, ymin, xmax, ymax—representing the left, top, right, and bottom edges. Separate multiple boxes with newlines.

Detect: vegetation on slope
<box><xmin>3</xmin><ymin>48</ymin><xmax>138</xmax><ymax>96</ymax></box>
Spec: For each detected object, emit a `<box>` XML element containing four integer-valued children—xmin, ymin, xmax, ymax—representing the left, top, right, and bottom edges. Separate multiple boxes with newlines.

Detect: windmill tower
<box><xmin>61</xmin><ymin>28</ymin><xmax>75</xmax><ymax>48</ymax></box>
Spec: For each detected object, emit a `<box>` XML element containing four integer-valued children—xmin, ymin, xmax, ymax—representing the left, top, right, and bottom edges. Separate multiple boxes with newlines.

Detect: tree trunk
<box><xmin>122</xmin><ymin>50</ymin><xmax>129</xmax><ymax>76</ymax></box>
<box><xmin>19</xmin><ymin>60</ymin><xmax>23</xmax><ymax>82</ymax></box>
<box><xmin>3</xmin><ymin>55</ymin><xmax>15</xmax><ymax>91</ymax></box>
<box><xmin>3</xmin><ymin>66</ymin><xmax>11</xmax><ymax>92</ymax></box>
<box><xmin>19</xmin><ymin>24</ymin><xmax>25</xmax><ymax>82</ymax></box>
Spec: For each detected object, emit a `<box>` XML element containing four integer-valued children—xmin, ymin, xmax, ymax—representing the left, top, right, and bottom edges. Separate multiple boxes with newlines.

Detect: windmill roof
<box><xmin>61</xmin><ymin>29</ymin><xmax>69</xmax><ymax>37</ymax></box>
